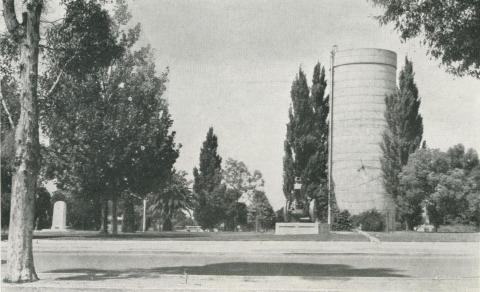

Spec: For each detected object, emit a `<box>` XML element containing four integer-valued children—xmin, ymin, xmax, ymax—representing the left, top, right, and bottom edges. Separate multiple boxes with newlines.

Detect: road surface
<box><xmin>1</xmin><ymin>239</ymin><xmax>479</xmax><ymax>291</ymax></box>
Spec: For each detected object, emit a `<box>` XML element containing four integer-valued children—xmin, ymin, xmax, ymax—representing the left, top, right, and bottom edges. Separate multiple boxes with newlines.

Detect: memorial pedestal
<box><xmin>51</xmin><ymin>200</ymin><xmax>67</xmax><ymax>231</ymax></box>
<box><xmin>275</xmin><ymin>222</ymin><xmax>329</xmax><ymax>235</ymax></box>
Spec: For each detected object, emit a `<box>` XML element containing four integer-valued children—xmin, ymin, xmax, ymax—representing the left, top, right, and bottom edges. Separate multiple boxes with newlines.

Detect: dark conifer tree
<box><xmin>307</xmin><ymin>63</ymin><xmax>329</xmax><ymax>219</ymax></box>
<box><xmin>193</xmin><ymin>127</ymin><xmax>224</xmax><ymax>229</ymax></box>
<box><xmin>282</xmin><ymin>63</ymin><xmax>329</xmax><ymax>220</ymax></box>
<box><xmin>381</xmin><ymin>57</ymin><xmax>423</xmax><ymax>204</ymax></box>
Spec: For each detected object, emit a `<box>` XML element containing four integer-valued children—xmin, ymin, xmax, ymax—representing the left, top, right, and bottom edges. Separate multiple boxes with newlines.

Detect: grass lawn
<box><xmin>369</xmin><ymin>231</ymin><xmax>480</xmax><ymax>242</ymax></box>
<box><xmin>1</xmin><ymin>230</ymin><xmax>367</xmax><ymax>242</ymax></box>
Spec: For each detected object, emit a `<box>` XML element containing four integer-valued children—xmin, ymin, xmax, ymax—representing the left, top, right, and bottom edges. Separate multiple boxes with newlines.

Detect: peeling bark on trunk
<box><xmin>3</xmin><ymin>0</ymin><xmax>43</xmax><ymax>283</ymax></box>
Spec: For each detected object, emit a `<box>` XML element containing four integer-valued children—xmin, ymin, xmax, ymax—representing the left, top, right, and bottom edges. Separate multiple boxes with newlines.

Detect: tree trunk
<box><xmin>3</xmin><ymin>0</ymin><xmax>43</xmax><ymax>283</ymax></box>
<box><xmin>162</xmin><ymin>217</ymin><xmax>173</xmax><ymax>231</ymax></box>
<box><xmin>111</xmin><ymin>195</ymin><xmax>118</xmax><ymax>235</ymax></box>
<box><xmin>122</xmin><ymin>198</ymin><xmax>135</xmax><ymax>233</ymax></box>
<box><xmin>100</xmin><ymin>199</ymin><xmax>108</xmax><ymax>234</ymax></box>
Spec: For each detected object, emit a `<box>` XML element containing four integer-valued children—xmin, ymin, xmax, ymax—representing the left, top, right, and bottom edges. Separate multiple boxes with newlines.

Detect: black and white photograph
<box><xmin>1</xmin><ymin>0</ymin><xmax>479</xmax><ymax>291</ymax></box>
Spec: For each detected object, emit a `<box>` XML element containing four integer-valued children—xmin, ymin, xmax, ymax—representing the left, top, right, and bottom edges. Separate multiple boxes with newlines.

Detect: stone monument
<box><xmin>415</xmin><ymin>201</ymin><xmax>434</xmax><ymax>232</ymax></box>
<box><xmin>275</xmin><ymin>178</ymin><xmax>329</xmax><ymax>235</ymax></box>
<box><xmin>51</xmin><ymin>200</ymin><xmax>67</xmax><ymax>230</ymax></box>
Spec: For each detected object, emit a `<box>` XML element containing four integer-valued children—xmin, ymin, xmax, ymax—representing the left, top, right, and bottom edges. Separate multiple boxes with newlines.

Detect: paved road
<box><xmin>2</xmin><ymin>240</ymin><xmax>479</xmax><ymax>291</ymax></box>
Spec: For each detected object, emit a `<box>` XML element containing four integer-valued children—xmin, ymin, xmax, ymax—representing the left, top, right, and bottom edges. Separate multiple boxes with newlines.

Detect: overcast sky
<box><xmin>127</xmin><ymin>0</ymin><xmax>480</xmax><ymax>209</ymax></box>
<box><xmin>3</xmin><ymin>0</ymin><xmax>479</xmax><ymax>210</ymax></box>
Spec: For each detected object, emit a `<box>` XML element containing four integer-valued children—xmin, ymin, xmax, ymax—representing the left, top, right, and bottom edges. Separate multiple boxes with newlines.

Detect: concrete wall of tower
<box><xmin>331</xmin><ymin>48</ymin><xmax>396</xmax><ymax>219</ymax></box>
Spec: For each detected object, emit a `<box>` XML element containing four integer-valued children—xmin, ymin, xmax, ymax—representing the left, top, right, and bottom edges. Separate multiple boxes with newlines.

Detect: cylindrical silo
<box><xmin>331</xmin><ymin>48</ymin><xmax>396</xmax><ymax>222</ymax></box>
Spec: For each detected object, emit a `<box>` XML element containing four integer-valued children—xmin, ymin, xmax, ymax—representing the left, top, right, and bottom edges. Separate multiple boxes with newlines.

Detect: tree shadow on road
<box><xmin>47</xmin><ymin>262</ymin><xmax>406</xmax><ymax>281</ymax></box>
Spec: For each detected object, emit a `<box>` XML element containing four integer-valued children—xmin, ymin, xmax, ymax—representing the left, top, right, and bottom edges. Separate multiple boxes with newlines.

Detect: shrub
<box><xmin>332</xmin><ymin>210</ymin><xmax>353</xmax><ymax>231</ymax></box>
<box><xmin>351</xmin><ymin>209</ymin><xmax>385</xmax><ymax>232</ymax></box>
<box><xmin>51</xmin><ymin>191</ymin><xmax>67</xmax><ymax>203</ymax></box>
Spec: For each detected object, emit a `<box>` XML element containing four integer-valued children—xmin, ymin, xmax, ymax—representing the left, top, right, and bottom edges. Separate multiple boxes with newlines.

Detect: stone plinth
<box><xmin>51</xmin><ymin>200</ymin><xmax>67</xmax><ymax>230</ymax></box>
<box><xmin>275</xmin><ymin>222</ymin><xmax>329</xmax><ymax>235</ymax></box>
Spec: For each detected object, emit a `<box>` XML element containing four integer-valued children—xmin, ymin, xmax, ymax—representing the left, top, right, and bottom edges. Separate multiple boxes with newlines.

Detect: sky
<box><xmin>2</xmin><ymin>0</ymin><xmax>479</xmax><ymax>210</ymax></box>
<box><xmin>126</xmin><ymin>0</ymin><xmax>480</xmax><ymax>210</ymax></box>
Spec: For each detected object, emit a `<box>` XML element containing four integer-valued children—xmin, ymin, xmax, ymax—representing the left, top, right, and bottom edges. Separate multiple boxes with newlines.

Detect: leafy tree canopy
<box><xmin>371</xmin><ymin>0</ymin><xmax>480</xmax><ymax>78</ymax></box>
<box><xmin>149</xmin><ymin>170</ymin><xmax>193</xmax><ymax>230</ymax></box>
<box><xmin>399</xmin><ymin>145</ymin><xmax>480</xmax><ymax>230</ymax></box>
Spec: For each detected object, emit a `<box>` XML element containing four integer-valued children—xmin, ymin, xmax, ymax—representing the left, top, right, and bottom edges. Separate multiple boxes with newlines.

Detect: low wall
<box><xmin>275</xmin><ymin>222</ymin><xmax>329</xmax><ymax>235</ymax></box>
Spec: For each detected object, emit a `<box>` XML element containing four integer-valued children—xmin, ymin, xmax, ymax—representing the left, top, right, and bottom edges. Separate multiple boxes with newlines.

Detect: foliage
<box><xmin>275</xmin><ymin>207</ymin><xmax>285</xmax><ymax>223</ymax></box>
<box><xmin>149</xmin><ymin>170</ymin><xmax>193</xmax><ymax>231</ymax></box>
<box><xmin>399</xmin><ymin>145</ymin><xmax>479</xmax><ymax>230</ymax></box>
<box><xmin>332</xmin><ymin>210</ymin><xmax>353</xmax><ymax>231</ymax></box>
<box><xmin>248</xmin><ymin>190</ymin><xmax>276</xmax><ymax>231</ymax></box>
<box><xmin>222</xmin><ymin>189</ymin><xmax>244</xmax><ymax>231</ymax></box>
<box><xmin>283</xmin><ymin>63</ymin><xmax>329</xmax><ymax>220</ymax></box>
<box><xmin>193</xmin><ymin>127</ymin><xmax>224</xmax><ymax>229</ymax></box>
<box><xmin>370</xmin><ymin>0</ymin><xmax>480</xmax><ymax>78</ymax></box>
<box><xmin>34</xmin><ymin>187</ymin><xmax>52</xmax><ymax>230</ymax></box>
<box><xmin>223</xmin><ymin>192</ymin><xmax>248</xmax><ymax>231</ymax></box>
<box><xmin>398</xmin><ymin>148</ymin><xmax>449</xmax><ymax>229</ymax></box>
<box><xmin>1</xmin><ymin>192</ymin><xmax>11</xmax><ymax>229</ymax></box>
<box><xmin>121</xmin><ymin>196</ymin><xmax>137</xmax><ymax>232</ymax></box>
<box><xmin>222</xmin><ymin>158</ymin><xmax>268</xmax><ymax>230</ymax></box>
<box><xmin>66</xmin><ymin>193</ymin><xmax>102</xmax><ymax>230</ymax></box>
<box><xmin>50</xmin><ymin>191</ymin><xmax>67</xmax><ymax>203</ymax></box>
<box><xmin>351</xmin><ymin>209</ymin><xmax>385</xmax><ymax>232</ymax></box>
<box><xmin>43</xmin><ymin>0</ymin><xmax>123</xmax><ymax>77</ymax></box>
<box><xmin>427</xmin><ymin>168</ymin><xmax>470</xmax><ymax>228</ymax></box>
<box><xmin>1</xmin><ymin>130</ymin><xmax>15</xmax><ymax>229</ymax></box>
<box><xmin>380</xmin><ymin>58</ymin><xmax>423</xmax><ymax>223</ymax></box>
<box><xmin>446</xmin><ymin>144</ymin><xmax>479</xmax><ymax>171</ymax></box>
<box><xmin>41</xmin><ymin>0</ymin><xmax>179</xmax><ymax>233</ymax></box>
<box><xmin>0</xmin><ymin>33</ymin><xmax>20</xmax><ymax>230</ymax></box>
<box><xmin>223</xmin><ymin>158</ymin><xmax>262</xmax><ymax>196</ymax></box>
<box><xmin>170</xmin><ymin>210</ymin><xmax>196</xmax><ymax>229</ymax></box>
<box><xmin>465</xmin><ymin>167</ymin><xmax>480</xmax><ymax>229</ymax></box>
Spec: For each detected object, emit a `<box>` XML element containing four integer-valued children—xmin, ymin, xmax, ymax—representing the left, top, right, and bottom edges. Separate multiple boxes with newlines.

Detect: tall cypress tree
<box><xmin>193</xmin><ymin>127</ymin><xmax>224</xmax><ymax>229</ymax></box>
<box><xmin>282</xmin><ymin>63</ymin><xmax>329</xmax><ymax>220</ymax></box>
<box><xmin>308</xmin><ymin>63</ymin><xmax>329</xmax><ymax>219</ymax></box>
<box><xmin>381</xmin><ymin>57</ymin><xmax>423</xmax><ymax>203</ymax></box>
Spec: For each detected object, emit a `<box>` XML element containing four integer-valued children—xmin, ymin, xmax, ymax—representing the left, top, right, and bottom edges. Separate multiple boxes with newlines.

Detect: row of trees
<box><xmin>40</xmin><ymin>0</ymin><xmax>179</xmax><ymax>234</ymax></box>
<box><xmin>1</xmin><ymin>1</ymin><xmax>275</xmax><ymax>281</ymax></box>
<box><xmin>0</xmin><ymin>0</ymin><xmax>185</xmax><ymax>282</ymax></box>
<box><xmin>371</xmin><ymin>1</ymin><xmax>480</xmax><ymax>229</ymax></box>
<box><xmin>280</xmin><ymin>55</ymin><xmax>479</xmax><ymax>232</ymax></box>
<box><xmin>381</xmin><ymin>58</ymin><xmax>480</xmax><ymax>230</ymax></box>
<box><xmin>193</xmin><ymin>128</ymin><xmax>276</xmax><ymax>231</ymax></box>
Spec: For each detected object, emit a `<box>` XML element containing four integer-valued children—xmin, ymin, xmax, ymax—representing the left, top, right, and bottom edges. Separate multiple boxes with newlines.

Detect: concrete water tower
<box><xmin>329</xmin><ymin>48</ymin><xmax>397</xmax><ymax>228</ymax></box>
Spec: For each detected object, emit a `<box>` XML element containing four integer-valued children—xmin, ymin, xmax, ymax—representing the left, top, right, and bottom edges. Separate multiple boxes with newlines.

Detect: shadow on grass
<box><xmin>47</xmin><ymin>262</ymin><xmax>406</xmax><ymax>281</ymax></box>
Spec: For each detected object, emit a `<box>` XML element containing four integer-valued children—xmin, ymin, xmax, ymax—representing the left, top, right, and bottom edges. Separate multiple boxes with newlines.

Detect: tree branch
<box><xmin>39</xmin><ymin>44</ymin><xmax>60</xmax><ymax>52</ymax></box>
<box><xmin>44</xmin><ymin>70</ymin><xmax>64</xmax><ymax>98</ymax></box>
<box><xmin>42</xmin><ymin>53</ymin><xmax>78</xmax><ymax>99</ymax></box>
<box><xmin>0</xmin><ymin>80</ymin><xmax>15</xmax><ymax>128</ymax></box>
<box><xmin>40</xmin><ymin>17</ymin><xmax>64</xmax><ymax>24</ymax></box>
<box><xmin>2</xmin><ymin>0</ymin><xmax>23</xmax><ymax>38</ymax></box>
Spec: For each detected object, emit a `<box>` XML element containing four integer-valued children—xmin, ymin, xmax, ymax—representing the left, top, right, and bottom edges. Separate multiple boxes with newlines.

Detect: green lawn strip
<box><xmin>370</xmin><ymin>231</ymin><xmax>480</xmax><ymax>242</ymax></box>
<box><xmin>1</xmin><ymin>230</ymin><xmax>367</xmax><ymax>242</ymax></box>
